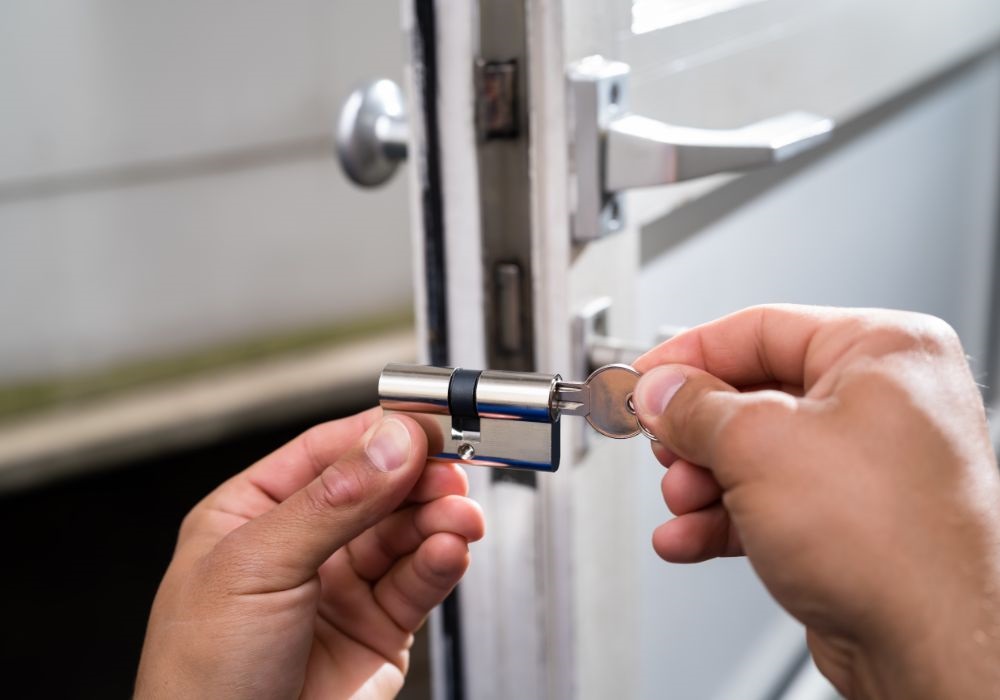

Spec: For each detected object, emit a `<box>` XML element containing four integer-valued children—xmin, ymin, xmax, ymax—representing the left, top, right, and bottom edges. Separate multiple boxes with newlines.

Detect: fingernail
<box><xmin>635</xmin><ymin>367</ymin><xmax>686</xmax><ymax>416</ymax></box>
<box><xmin>365</xmin><ymin>418</ymin><xmax>411</xmax><ymax>472</ymax></box>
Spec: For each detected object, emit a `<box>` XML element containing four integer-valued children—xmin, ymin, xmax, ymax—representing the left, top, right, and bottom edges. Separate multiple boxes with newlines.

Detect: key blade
<box><xmin>553</xmin><ymin>381</ymin><xmax>591</xmax><ymax>417</ymax></box>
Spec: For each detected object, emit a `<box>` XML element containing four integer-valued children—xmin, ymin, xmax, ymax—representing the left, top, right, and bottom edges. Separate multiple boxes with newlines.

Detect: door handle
<box><xmin>335</xmin><ymin>79</ymin><xmax>409</xmax><ymax>187</ymax></box>
<box><xmin>569</xmin><ymin>56</ymin><xmax>834</xmax><ymax>242</ymax></box>
<box><xmin>606</xmin><ymin>111</ymin><xmax>833</xmax><ymax>191</ymax></box>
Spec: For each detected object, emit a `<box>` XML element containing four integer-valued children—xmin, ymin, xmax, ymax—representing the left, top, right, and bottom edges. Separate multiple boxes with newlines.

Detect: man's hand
<box><xmin>633</xmin><ymin>305</ymin><xmax>1000</xmax><ymax>700</ymax></box>
<box><xmin>135</xmin><ymin>408</ymin><xmax>484</xmax><ymax>699</ymax></box>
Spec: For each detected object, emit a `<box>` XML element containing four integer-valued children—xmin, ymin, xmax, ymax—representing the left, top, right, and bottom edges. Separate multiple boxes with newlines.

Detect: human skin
<box><xmin>135</xmin><ymin>408</ymin><xmax>485</xmax><ymax>699</ymax></box>
<box><xmin>632</xmin><ymin>304</ymin><xmax>1000</xmax><ymax>700</ymax></box>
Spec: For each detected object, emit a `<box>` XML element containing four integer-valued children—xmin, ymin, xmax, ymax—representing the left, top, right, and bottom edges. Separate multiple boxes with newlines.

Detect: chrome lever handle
<box><xmin>568</xmin><ymin>55</ymin><xmax>834</xmax><ymax>242</ymax></box>
<box><xmin>335</xmin><ymin>79</ymin><xmax>409</xmax><ymax>187</ymax></box>
<box><xmin>605</xmin><ymin>111</ymin><xmax>834</xmax><ymax>191</ymax></box>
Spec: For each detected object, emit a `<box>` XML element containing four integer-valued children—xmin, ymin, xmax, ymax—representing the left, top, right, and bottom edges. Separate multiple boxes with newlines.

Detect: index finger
<box><xmin>633</xmin><ymin>304</ymin><xmax>839</xmax><ymax>389</ymax></box>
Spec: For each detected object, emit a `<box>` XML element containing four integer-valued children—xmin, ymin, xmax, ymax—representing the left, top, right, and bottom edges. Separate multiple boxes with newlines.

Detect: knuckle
<box><xmin>714</xmin><ymin>393</ymin><xmax>792</xmax><ymax>465</ymax></box>
<box><xmin>857</xmin><ymin>310</ymin><xmax>961</xmax><ymax>356</ymax></box>
<box><xmin>312</xmin><ymin>460</ymin><xmax>370</xmax><ymax>512</ymax></box>
<box><xmin>421</xmin><ymin>535</ymin><xmax>468</xmax><ymax>581</ymax></box>
<box><xmin>178</xmin><ymin>509</ymin><xmax>202</xmax><ymax>540</ymax></box>
<box><xmin>299</xmin><ymin>423</ymin><xmax>334</xmax><ymax>474</ymax></box>
<box><xmin>911</xmin><ymin>314</ymin><xmax>962</xmax><ymax>353</ymax></box>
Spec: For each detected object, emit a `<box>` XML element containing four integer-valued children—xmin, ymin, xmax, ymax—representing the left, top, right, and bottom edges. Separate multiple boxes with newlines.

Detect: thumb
<box><xmin>633</xmin><ymin>365</ymin><xmax>796</xmax><ymax>486</ymax></box>
<box><xmin>209</xmin><ymin>415</ymin><xmax>428</xmax><ymax>593</ymax></box>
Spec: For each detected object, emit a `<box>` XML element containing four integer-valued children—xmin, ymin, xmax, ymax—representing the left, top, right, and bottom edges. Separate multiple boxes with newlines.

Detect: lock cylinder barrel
<box><xmin>379</xmin><ymin>363</ymin><xmax>453</xmax><ymax>414</ymax></box>
<box><xmin>379</xmin><ymin>364</ymin><xmax>559</xmax><ymax>423</ymax></box>
<box><xmin>476</xmin><ymin>370</ymin><xmax>558</xmax><ymax>422</ymax></box>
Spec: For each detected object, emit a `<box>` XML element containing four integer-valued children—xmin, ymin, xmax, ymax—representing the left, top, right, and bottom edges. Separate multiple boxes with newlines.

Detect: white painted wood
<box><xmin>405</xmin><ymin>3</ymin><xmax>560</xmax><ymax>698</ymax></box>
<box><xmin>437</xmin><ymin>2</ymin><xmax>487</xmax><ymax>369</ymax></box>
<box><xmin>526</xmin><ymin>0</ymin><xmax>576</xmax><ymax>696</ymax></box>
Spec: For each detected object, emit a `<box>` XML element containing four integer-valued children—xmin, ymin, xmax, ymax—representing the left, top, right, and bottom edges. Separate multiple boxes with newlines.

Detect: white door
<box><xmin>0</xmin><ymin>1</ymin><xmax>413</xmax><ymax>395</ymax></box>
<box><xmin>0</xmin><ymin>2</ymin><xmax>423</xmax><ymax>489</ymax></box>
<box><xmin>398</xmin><ymin>1</ymin><xmax>1000</xmax><ymax>698</ymax></box>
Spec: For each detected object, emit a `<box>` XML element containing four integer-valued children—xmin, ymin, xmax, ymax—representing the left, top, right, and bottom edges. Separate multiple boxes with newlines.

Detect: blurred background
<box><xmin>0</xmin><ymin>2</ymin><xmax>423</xmax><ymax>696</ymax></box>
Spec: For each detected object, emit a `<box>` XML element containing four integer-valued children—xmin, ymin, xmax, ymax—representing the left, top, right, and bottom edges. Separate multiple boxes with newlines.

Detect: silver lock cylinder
<box><xmin>379</xmin><ymin>361</ymin><xmax>655</xmax><ymax>471</ymax></box>
<box><xmin>378</xmin><ymin>363</ymin><xmax>561</xmax><ymax>472</ymax></box>
<box><xmin>476</xmin><ymin>370</ymin><xmax>558</xmax><ymax>422</ymax></box>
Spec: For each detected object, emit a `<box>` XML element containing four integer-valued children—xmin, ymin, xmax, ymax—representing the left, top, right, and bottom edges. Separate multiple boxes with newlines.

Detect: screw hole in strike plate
<box><xmin>457</xmin><ymin>443</ymin><xmax>476</xmax><ymax>460</ymax></box>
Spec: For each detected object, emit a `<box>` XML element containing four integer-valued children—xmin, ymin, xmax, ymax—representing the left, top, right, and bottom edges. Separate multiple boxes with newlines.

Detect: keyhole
<box><xmin>625</xmin><ymin>393</ymin><xmax>636</xmax><ymax>414</ymax></box>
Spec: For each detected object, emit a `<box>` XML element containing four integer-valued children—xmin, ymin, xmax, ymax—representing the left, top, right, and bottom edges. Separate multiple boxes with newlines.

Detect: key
<box><xmin>378</xmin><ymin>362</ymin><xmax>654</xmax><ymax>472</ymax></box>
<box><xmin>552</xmin><ymin>363</ymin><xmax>645</xmax><ymax>439</ymax></box>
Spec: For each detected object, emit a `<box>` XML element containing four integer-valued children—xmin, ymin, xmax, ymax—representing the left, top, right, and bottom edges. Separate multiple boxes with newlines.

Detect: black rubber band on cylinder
<box><xmin>449</xmin><ymin>369</ymin><xmax>482</xmax><ymax>419</ymax></box>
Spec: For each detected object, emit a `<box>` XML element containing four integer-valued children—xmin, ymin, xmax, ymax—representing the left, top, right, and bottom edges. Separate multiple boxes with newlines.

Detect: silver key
<box><xmin>553</xmin><ymin>363</ymin><xmax>647</xmax><ymax>439</ymax></box>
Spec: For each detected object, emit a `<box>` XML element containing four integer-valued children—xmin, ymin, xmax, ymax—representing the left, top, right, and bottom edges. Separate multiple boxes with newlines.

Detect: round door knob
<box><xmin>335</xmin><ymin>79</ymin><xmax>409</xmax><ymax>187</ymax></box>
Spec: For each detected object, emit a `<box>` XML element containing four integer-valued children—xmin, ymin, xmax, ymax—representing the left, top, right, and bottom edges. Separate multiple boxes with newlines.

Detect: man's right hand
<box><xmin>632</xmin><ymin>305</ymin><xmax>1000</xmax><ymax>700</ymax></box>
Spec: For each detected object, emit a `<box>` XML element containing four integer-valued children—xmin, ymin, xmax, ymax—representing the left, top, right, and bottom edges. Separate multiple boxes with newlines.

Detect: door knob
<box><xmin>569</xmin><ymin>56</ymin><xmax>834</xmax><ymax>242</ymax></box>
<box><xmin>335</xmin><ymin>79</ymin><xmax>409</xmax><ymax>187</ymax></box>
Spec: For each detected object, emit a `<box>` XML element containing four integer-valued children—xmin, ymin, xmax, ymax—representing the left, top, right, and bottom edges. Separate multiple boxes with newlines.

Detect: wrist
<box><xmin>857</xmin><ymin>555</ymin><xmax>1000</xmax><ymax>699</ymax></box>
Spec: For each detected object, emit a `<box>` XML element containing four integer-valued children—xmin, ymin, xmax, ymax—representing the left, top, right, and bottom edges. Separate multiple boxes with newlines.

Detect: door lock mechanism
<box><xmin>379</xmin><ymin>362</ymin><xmax>656</xmax><ymax>472</ymax></box>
